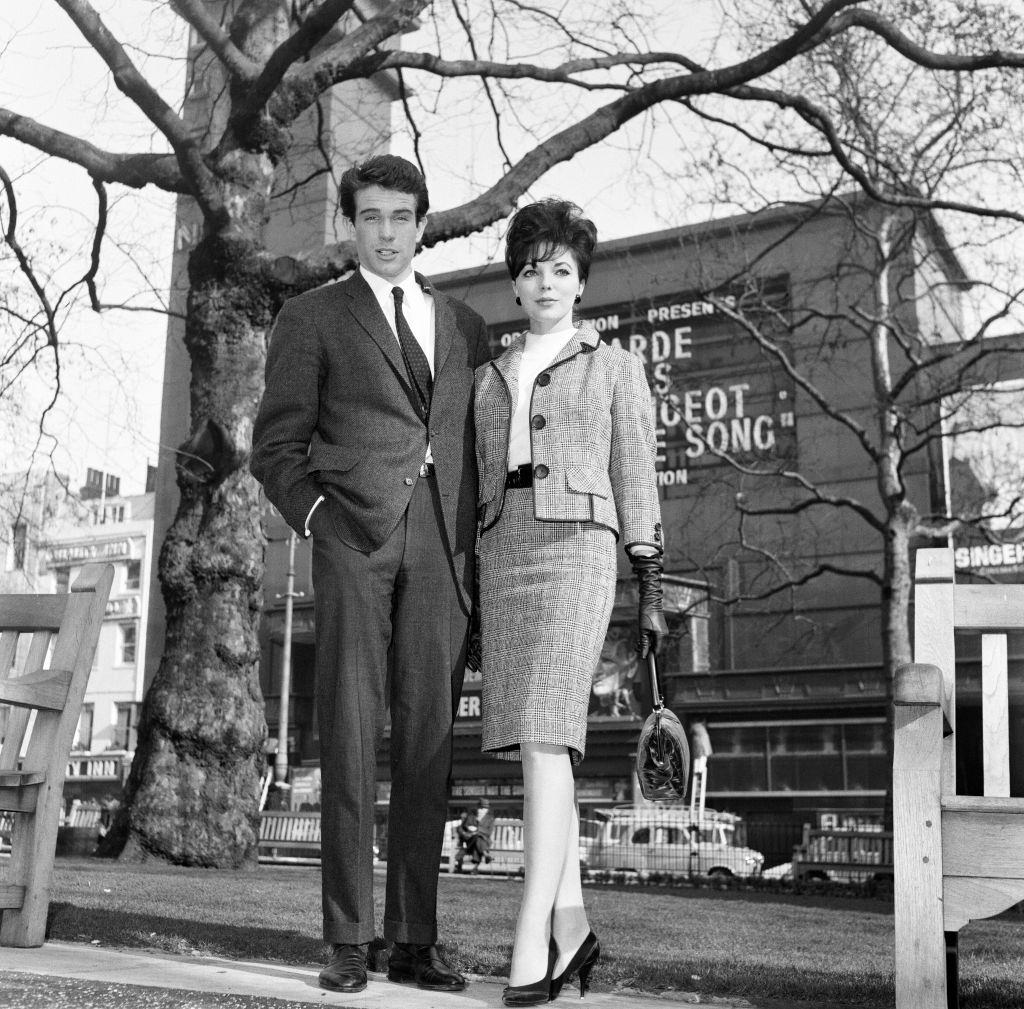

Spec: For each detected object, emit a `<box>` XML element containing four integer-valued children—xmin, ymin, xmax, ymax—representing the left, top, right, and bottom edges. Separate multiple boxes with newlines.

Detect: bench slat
<box><xmin>943</xmin><ymin>808</ymin><xmax>1024</xmax><ymax>878</ymax></box>
<box><xmin>981</xmin><ymin>634</ymin><xmax>1010</xmax><ymax>797</ymax></box>
<box><xmin>0</xmin><ymin>669</ymin><xmax>74</xmax><ymax>712</ymax></box>
<box><xmin>953</xmin><ymin>585</ymin><xmax>1024</xmax><ymax>631</ymax></box>
<box><xmin>0</xmin><ymin>597</ymin><xmax>68</xmax><ymax>632</ymax></box>
<box><xmin>0</xmin><ymin>885</ymin><xmax>26</xmax><ymax>910</ymax></box>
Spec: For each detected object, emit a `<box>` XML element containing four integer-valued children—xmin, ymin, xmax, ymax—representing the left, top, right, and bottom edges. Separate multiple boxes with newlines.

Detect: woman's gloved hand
<box><xmin>629</xmin><ymin>550</ymin><xmax>668</xmax><ymax>658</ymax></box>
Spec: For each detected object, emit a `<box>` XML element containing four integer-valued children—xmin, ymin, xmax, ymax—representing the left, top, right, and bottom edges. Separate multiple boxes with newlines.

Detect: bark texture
<box><xmin>103</xmin><ymin>175</ymin><xmax>283</xmax><ymax>865</ymax></box>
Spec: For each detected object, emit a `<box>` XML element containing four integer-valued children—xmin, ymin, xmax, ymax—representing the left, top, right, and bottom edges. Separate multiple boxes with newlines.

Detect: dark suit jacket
<box><xmin>251</xmin><ymin>270</ymin><xmax>491</xmax><ymax>610</ymax></box>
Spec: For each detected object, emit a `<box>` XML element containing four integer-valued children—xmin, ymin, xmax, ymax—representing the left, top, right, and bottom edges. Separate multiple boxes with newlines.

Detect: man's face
<box><xmin>352</xmin><ymin>185</ymin><xmax>425</xmax><ymax>282</ymax></box>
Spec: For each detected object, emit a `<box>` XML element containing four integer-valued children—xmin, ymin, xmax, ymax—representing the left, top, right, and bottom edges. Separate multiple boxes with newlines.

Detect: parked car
<box><xmin>579</xmin><ymin>805</ymin><xmax>764</xmax><ymax>879</ymax></box>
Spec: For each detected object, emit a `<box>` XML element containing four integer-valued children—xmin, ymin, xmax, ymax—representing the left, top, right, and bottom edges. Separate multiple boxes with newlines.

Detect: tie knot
<box><xmin>392</xmin><ymin>286</ymin><xmax>404</xmax><ymax>306</ymax></box>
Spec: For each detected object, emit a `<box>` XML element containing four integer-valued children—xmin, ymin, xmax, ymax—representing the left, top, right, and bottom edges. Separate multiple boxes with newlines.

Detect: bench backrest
<box><xmin>912</xmin><ymin>548</ymin><xmax>1024</xmax><ymax>795</ymax></box>
<box><xmin>0</xmin><ymin>564</ymin><xmax>113</xmax><ymax>947</ymax></box>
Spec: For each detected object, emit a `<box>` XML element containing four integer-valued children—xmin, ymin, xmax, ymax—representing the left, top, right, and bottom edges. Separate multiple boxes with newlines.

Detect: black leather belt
<box><xmin>419</xmin><ymin>462</ymin><xmax>435</xmax><ymax>478</ymax></box>
<box><xmin>505</xmin><ymin>463</ymin><xmax>533</xmax><ymax>489</ymax></box>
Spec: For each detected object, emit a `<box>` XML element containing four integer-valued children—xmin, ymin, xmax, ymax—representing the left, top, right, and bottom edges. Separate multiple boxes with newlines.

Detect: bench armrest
<box><xmin>894</xmin><ymin>662</ymin><xmax>952</xmax><ymax>735</ymax></box>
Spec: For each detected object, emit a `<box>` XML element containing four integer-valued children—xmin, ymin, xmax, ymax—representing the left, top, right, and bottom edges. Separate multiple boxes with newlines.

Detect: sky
<box><xmin>0</xmin><ymin>1</ymin><xmax>725</xmax><ymax>496</ymax></box>
<box><xmin>1</xmin><ymin>1</ymin><xmax>1021</xmax><ymax>501</ymax></box>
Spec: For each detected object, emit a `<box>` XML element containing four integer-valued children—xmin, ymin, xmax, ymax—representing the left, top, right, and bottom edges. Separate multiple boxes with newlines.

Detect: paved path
<box><xmin>0</xmin><ymin>942</ymin><xmax>831</xmax><ymax>1009</ymax></box>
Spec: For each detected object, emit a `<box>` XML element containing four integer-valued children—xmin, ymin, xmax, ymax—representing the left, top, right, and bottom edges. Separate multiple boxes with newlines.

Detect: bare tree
<box><xmin>646</xmin><ymin>0</ymin><xmax>1024</xmax><ymax>788</ymax></box>
<box><xmin>2</xmin><ymin>0</ymin><xmax>1022</xmax><ymax>865</ymax></box>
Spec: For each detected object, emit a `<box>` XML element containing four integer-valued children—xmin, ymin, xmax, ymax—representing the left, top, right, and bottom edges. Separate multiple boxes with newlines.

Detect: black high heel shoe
<box><xmin>549</xmin><ymin>931</ymin><xmax>599</xmax><ymax>1000</ymax></box>
<box><xmin>502</xmin><ymin>937</ymin><xmax>558</xmax><ymax>1006</ymax></box>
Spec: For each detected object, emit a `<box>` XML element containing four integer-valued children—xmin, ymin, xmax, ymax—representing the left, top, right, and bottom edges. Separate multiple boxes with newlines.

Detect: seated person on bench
<box><xmin>455</xmin><ymin>798</ymin><xmax>494</xmax><ymax>872</ymax></box>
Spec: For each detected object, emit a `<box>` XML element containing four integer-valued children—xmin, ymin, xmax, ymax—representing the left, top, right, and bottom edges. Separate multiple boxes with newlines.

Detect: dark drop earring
<box><xmin>515</xmin><ymin>296</ymin><xmax>522</xmax><ymax>305</ymax></box>
<box><xmin>575</xmin><ymin>294</ymin><xmax>582</xmax><ymax>304</ymax></box>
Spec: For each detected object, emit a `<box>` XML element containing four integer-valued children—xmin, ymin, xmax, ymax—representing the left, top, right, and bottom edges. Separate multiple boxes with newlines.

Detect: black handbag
<box><xmin>635</xmin><ymin>651</ymin><xmax>690</xmax><ymax>801</ymax></box>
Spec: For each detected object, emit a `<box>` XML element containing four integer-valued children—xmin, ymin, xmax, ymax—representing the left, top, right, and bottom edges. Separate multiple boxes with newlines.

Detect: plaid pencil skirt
<box><xmin>479</xmin><ymin>487</ymin><xmax>617</xmax><ymax>766</ymax></box>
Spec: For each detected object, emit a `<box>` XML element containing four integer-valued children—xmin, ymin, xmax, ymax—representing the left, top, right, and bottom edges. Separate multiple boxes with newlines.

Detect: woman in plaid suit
<box><xmin>474</xmin><ymin>200</ymin><xmax>668</xmax><ymax>1005</ymax></box>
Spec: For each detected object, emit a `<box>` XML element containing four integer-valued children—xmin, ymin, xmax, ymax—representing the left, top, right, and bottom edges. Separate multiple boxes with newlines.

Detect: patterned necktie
<box><xmin>392</xmin><ymin>286</ymin><xmax>432</xmax><ymax>418</ymax></box>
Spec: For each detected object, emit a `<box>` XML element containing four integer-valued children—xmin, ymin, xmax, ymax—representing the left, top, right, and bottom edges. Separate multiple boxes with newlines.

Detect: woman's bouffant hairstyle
<box><xmin>339</xmin><ymin>155</ymin><xmax>429</xmax><ymax>223</ymax></box>
<box><xmin>505</xmin><ymin>199</ymin><xmax>598</xmax><ymax>282</ymax></box>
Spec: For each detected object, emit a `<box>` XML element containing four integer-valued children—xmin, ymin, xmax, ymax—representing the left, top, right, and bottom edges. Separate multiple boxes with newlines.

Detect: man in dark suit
<box><xmin>251</xmin><ymin>155</ymin><xmax>491</xmax><ymax>994</ymax></box>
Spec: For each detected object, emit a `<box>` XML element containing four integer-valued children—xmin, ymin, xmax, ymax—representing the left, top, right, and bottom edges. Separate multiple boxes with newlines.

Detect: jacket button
<box><xmin>537</xmin><ymin>372</ymin><xmax>551</xmax><ymax>387</ymax></box>
<box><xmin>533</xmin><ymin>464</ymin><xmax>549</xmax><ymax>480</ymax></box>
<box><xmin>531</xmin><ymin>415</ymin><xmax>546</xmax><ymax>430</ymax></box>
<box><xmin>404</xmin><ymin>477</ymin><xmax>414</xmax><ymax>486</ymax></box>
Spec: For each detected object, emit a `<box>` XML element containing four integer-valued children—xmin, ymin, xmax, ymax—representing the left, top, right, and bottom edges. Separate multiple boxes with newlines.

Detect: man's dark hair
<box><xmin>339</xmin><ymin>155</ymin><xmax>429</xmax><ymax>222</ymax></box>
<box><xmin>505</xmin><ymin>198</ymin><xmax>598</xmax><ymax>282</ymax></box>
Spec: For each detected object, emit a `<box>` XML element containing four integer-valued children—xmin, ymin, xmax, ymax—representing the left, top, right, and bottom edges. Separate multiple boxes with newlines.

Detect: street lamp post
<box><xmin>274</xmin><ymin>530</ymin><xmax>303</xmax><ymax>786</ymax></box>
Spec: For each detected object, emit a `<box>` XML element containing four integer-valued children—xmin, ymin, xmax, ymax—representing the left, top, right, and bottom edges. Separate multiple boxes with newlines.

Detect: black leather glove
<box><xmin>629</xmin><ymin>551</ymin><xmax>668</xmax><ymax>658</ymax></box>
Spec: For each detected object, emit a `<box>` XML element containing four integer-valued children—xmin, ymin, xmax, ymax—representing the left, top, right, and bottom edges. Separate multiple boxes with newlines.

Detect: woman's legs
<box><xmin>509</xmin><ymin>741</ymin><xmax>577</xmax><ymax>985</ymax></box>
<box><xmin>550</xmin><ymin>798</ymin><xmax>591</xmax><ymax>976</ymax></box>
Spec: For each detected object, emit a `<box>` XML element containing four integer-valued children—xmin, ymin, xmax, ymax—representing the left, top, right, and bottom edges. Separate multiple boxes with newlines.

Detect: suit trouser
<box><xmin>312</xmin><ymin>474</ymin><xmax>468</xmax><ymax>945</ymax></box>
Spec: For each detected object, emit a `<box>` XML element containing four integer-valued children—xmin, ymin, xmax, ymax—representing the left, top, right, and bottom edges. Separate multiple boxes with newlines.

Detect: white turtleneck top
<box><xmin>506</xmin><ymin>325</ymin><xmax>577</xmax><ymax>469</ymax></box>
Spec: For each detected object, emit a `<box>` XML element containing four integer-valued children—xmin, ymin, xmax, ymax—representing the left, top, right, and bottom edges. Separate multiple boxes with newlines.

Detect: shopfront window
<box><xmin>707</xmin><ymin>718</ymin><xmax>887</xmax><ymax>795</ymax></box>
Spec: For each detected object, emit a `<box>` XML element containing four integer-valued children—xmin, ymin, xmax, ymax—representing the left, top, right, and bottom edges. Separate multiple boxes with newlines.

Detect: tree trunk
<box><xmin>101</xmin><ymin>179</ymin><xmax>279</xmax><ymax>866</ymax></box>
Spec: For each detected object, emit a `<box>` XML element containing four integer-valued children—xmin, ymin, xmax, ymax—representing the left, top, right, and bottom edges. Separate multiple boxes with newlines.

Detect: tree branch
<box><xmin>271</xmin><ymin>0</ymin><xmax>864</xmax><ymax>131</ymax></box>
<box><xmin>838</xmin><ymin>8</ymin><xmax>1024</xmax><ymax>72</ymax></box>
<box><xmin>260</xmin><ymin>0</ymin><xmax>428</xmax><ymax>126</ymax></box>
<box><xmin>170</xmin><ymin>0</ymin><xmax>261</xmax><ymax>80</ymax></box>
<box><xmin>55</xmin><ymin>0</ymin><xmax>220</xmax><ymax>215</ymax></box>
<box><xmin>0</xmin><ymin>109</ymin><xmax>186</xmax><ymax>192</ymax></box>
<box><xmin>245</xmin><ymin>0</ymin><xmax>360</xmax><ymax>113</ymax></box>
<box><xmin>0</xmin><ymin>163</ymin><xmax>59</xmax><ymax>350</ymax></box>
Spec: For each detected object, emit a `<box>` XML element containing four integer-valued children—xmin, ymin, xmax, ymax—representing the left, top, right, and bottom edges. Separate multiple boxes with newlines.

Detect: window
<box><xmin>9</xmin><ymin>521</ymin><xmax>27</xmax><ymax>571</ymax></box>
<box><xmin>118</xmin><ymin>622</ymin><xmax>137</xmax><ymax>665</ymax></box>
<box><xmin>73</xmin><ymin>704</ymin><xmax>94</xmax><ymax>751</ymax></box>
<box><xmin>55</xmin><ymin>567</ymin><xmax>71</xmax><ymax>593</ymax></box>
<box><xmin>125</xmin><ymin>559</ymin><xmax>141</xmax><ymax>591</ymax></box>
<box><xmin>112</xmin><ymin>703</ymin><xmax>138</xmax><ymax>751</ymax></box>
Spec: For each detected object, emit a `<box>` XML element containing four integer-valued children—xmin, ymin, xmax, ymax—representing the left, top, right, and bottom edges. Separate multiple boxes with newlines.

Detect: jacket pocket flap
<box><xmin>308</xmin><ymin>441</ymin><xmax>364</xmax><ymax>473</ymax></box>
<box><xmin>566</xmin><ymin>463</ymin><xmax>611</xmax><ymax>498</ymax></box>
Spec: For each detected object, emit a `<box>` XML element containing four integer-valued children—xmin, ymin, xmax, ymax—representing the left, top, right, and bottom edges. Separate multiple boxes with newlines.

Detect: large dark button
<box><xmin>537</xmin><ymin>372</ymin><xmax>551</xmax><ymax>387</ymax></box>
<box><xmin>533</xmin><ymin>464</ymin><xmax>549</xmax><ymax>480</ymax></box>
<box><xmin>531</xmin><ymin>415</ymin><xmax>546</xmax><ymax>430</ymax></box>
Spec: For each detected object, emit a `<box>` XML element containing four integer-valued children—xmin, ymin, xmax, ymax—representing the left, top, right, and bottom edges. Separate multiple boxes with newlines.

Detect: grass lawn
<box><xmin>46</xmin><ymin>858</ymin><xmax>1024</xmax><ymax>1008</ymax></box>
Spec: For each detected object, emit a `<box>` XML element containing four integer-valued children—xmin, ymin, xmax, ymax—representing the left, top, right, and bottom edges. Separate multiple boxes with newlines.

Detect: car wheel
<box><xmin>707</xmin><ymin>868</ymin><xmax>733</xmax><ymax>879</ymax></box>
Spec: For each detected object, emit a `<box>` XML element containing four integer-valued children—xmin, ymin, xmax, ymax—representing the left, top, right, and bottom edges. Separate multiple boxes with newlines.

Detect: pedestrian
<box><xmin>251</xmin><ymin>154</ymin><xmax>491</xmax><ymax>995</ymax></box>
<box><xmin>474</xmin><ymin>197</ymin><xmax>667</xmax><ymax>1005</ymax></box>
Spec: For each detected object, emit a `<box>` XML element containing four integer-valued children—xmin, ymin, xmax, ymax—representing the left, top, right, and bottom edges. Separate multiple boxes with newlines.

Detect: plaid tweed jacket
<box><xmin>475</xmin><ymin>323</ymin><xmax>663</xmax><ymax>552</ymax></box>
<box><xmin>251</xmin><ymin>270</ymin><xmax>491</xmax><ymax>604</ymax></box>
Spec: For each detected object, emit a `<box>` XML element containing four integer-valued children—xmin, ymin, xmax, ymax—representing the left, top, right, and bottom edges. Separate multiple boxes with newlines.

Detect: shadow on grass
<box><xmin>46</xmin><ymin>902</ymin><xmax>328</xmax><ymax>966</ymax></box>
<box><xmin>583</xmin><ymin>877</ymin><xmax>897</xmax><ymax>917</ymax></box>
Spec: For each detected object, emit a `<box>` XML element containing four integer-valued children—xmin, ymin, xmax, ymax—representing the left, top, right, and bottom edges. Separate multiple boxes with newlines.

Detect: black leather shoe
<box><xmin>319</xmin><ymin>943</ymin><xmax>368</xmax><ymax>993</ymax></box>
<box><xmin>388</xmin><ymin>942</ymin><xmax>466</xmax><ymax>991</ymax></box>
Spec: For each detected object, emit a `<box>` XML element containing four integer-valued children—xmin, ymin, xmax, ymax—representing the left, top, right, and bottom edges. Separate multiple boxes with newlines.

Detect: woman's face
<box><xmin>512</xmin><ymin>246</ymin><xmax>584</xmax><ymax>334</ymax></box>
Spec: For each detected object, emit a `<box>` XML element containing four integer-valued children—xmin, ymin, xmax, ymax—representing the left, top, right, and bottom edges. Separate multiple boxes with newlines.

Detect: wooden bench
<box><xmin>441</xmin><ymin>817</ymin><xmax>524</xmax><ymax>875</ymax></box>
<box><xmin>257</xmin><ymin>810</ymin><xmax>323</xmax><ymax>864</ymax></box>
<box><xmin>791</xmin><ymin>825</ymin><xmax>893</xmax><ymax>883</ymax></box>
<box><xmin>0</xmin><ymin>564</ymin><xmax>113</xmax><ymax>947</ymax></box>
<box><xmin>894</xmin><ymin>548</ymin><xmax>1024</xmax><ymax>1008</ymax></box>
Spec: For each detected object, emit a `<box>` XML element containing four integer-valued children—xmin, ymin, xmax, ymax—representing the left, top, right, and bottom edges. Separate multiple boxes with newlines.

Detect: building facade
<box><xmin>253</xmin><ymin>197</ymin><xmax>1024</xmax><ymax>864</ymax></box>
<box><xmin>1</xmin><ymin>470</ymin><xmax>156</xmax><ymax>807</ymax></box>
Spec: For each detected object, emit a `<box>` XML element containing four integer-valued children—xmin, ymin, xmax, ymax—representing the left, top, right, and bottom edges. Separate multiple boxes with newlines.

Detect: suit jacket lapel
<box><xmin>420</xmin><ymin>272</ymin><xmax>454</xmax><ymax>379</ymax></box>
<box><xmin>342</xmin><ymin>271</ymin><xmax>408</xmax><ymax>386</ymax></box>
<box><xmin>549</xmin><ymin>323</ymin><xmax>601</xmax><ymax>369</ymax></box>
